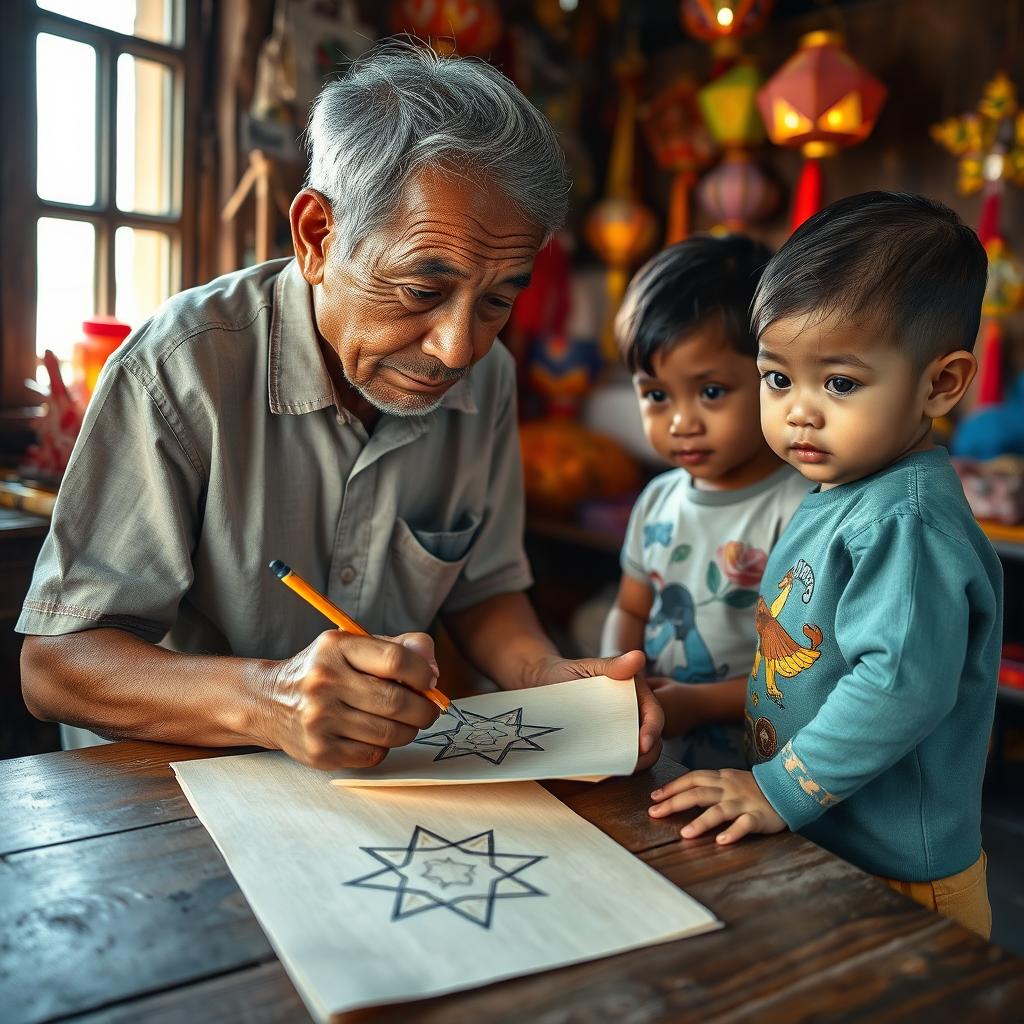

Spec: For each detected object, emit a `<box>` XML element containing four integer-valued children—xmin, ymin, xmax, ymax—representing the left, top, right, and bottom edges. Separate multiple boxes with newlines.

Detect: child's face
<box><xmin>633</xmin><ymin>322</ymin><xmax>779</xmax><ymax>489</ymax></box>
<box><xmin>756</xmin><ymin>315</ymin><xmax>932</xmax><ymax>489</ymax></box>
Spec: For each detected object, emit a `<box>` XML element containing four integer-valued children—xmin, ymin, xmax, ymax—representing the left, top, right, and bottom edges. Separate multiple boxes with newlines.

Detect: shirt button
<box><xmin>340</xmin><ymin>566</ymin><xmax>357</xmax><ymax>585</ymax></box>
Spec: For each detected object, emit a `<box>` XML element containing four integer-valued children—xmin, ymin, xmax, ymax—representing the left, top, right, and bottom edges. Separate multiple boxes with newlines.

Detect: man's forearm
<box><xmin>21</xmin><ymin>629</ymin><xmax>276</xmax><ymax>747</ymax></box>
<box><xmin>442</xmin><ymin>591</ymin><xmax>560</xmax><ymax>691</ymax></box>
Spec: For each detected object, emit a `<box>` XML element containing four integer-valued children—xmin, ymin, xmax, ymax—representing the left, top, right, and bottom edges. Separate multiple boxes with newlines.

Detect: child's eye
<box><xmin>761</xmin><ymin>371</ymin><xmax>791</xmax><ymax>390</ymax></box>
<box><xmin>701</xmin><ymin>385</ymin><xmax>727</xmax><ymax>401</ymax></box>
<box><xmin>825</xmin><ymin>376</ymin><xmax>860</xmax><ymax>396</ymax></box>
<box><xmin>642</xmin><ymin>389</ymin><xmax>668</xmax><ymax>404</ymax></box>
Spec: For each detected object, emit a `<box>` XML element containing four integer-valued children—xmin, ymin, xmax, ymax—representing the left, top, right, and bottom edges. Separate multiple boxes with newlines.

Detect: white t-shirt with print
<box><xmin>621</xmin><ymin>464</ymin><xmax>810</xmax><ymax>769</ymax></box>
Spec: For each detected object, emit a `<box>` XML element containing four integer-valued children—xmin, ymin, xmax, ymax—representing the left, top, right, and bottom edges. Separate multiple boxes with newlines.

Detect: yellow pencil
<box><xmin>268</xmin><ymin>559</ymin><xmax>456</xmax><ymax>718</ymax></box>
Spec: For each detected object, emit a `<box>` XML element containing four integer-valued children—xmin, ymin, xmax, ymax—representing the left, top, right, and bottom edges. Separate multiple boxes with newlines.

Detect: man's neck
<box><xmin>317</xmin><ymin>337</ymin><xmax>381</xmax><ymax>433</ymax></box>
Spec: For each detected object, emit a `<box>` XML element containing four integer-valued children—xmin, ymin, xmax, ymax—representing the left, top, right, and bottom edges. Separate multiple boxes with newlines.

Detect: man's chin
<box><xmin>355</xmin><ymin>381</ymin><xmax>448</xmax><ymax>417</ymax></box>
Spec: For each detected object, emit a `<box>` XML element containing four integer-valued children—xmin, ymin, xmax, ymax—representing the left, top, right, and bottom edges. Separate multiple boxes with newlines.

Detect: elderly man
<box><xmin>19</xmin><ymin>42</ymin><xmax>662</xmax><ymax>770</ymax></box>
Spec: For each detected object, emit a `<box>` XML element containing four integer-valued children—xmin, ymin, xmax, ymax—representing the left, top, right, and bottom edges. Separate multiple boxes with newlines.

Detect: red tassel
<box><xmin>666</xmin><ymin>173</ymin><xmax>693</xmax><ymax>246</ymax></box>
<box><xmin>976</xmin><ymin>318</ymin><xmax>1004</xmax><ymax>406</ymax></box>
<box><xmin>977</xmin><ymin>188</ymin><xmax>1001</xmax><ymax>247</ymax></box>
<box><xmin>790</xmin><ymin>157</ymin><xmax>823</xmax><ymax>232</ymax></box>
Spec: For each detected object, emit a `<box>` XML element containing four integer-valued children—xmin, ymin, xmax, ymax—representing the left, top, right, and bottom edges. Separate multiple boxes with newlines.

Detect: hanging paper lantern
<box><xmin>758</xmin><ymin>31</ymin><xmax>886</xmax><ymax>230</ymax></box>
<box><xmin>584</xmin><ymin>198</ymin><xmax>659</xmax><ymax>356</ymax></box>
<box><xmin>698</xmin><ymin>62</ymin><xmax>765</xmax><ymax>149</ymax></box>
<box><xmin>391</xmin><ymin>0</ymin><xmax>503</xmax><ymax>57</ymax></box>
<box><xmin>586</xmin><ymin>40</ymin><xmax>658</xmax><ymax>362</ymax></box>
<box><xmin>642</xmin><ymin>76</ymin><xmax>716</xmax><ymax>244</ymax></box>
<box><xmin>680</xmin><ymin>0</ymin><xmax>774</xmax><ymax>58</ymax></box>
<box><xmin>697</xmin><ymin>151</ymin><xmax>777</xmax><ymax>231</ymax></box>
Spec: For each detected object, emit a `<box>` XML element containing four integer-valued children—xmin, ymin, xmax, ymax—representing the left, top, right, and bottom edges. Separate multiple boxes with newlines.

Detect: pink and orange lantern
<box><xmin>697</xmin><ymin>151</ymin><xmax>776</xmax><ymax>232</ymax></box>
<box><xmin>758</xmin><ymin>31</ymin><xmax>886</xmax><ymax>230</ymax></box>
<box><xmin>642</xmin><ymin>76</ymin><xmax>716</xmax><ymax>244</ymax></box>
<box><xmin>680</xmin><ymin>0</ymin><xmax>774</xmax><ymax>60</ymax></box>
<box><xmin>390</xmin><ymin>0</ymin><xmax>503</xmax><ymax>57</ymax></box>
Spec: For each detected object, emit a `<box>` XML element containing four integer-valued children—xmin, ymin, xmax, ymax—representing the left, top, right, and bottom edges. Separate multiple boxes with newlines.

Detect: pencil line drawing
<box><xmin>414</xmin><ymin>708</ymin><xmax>562</xmax><ymax>765</ymax></box>
<box><xmin>345</xmin><ymin>826</ymin><xmax>546</xmax><ymax>928</ymax></box>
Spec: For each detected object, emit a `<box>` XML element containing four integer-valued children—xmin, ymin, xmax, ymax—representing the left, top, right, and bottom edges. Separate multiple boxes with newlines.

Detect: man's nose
<box><xmin>421</xmin><ymin>306</ymin><xmax>476</xmax><ymax>369</ymax></box>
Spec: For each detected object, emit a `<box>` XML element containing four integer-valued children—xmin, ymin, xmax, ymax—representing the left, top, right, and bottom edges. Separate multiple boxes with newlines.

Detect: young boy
<box><xmin>602</xmin><ymin>235</ymin><xmax>809</xmax><ymax>770</ymax></box>
<box><xmin>649</xmin><ymin>193</ymin><xmax>1001</xmax><ymax>938</ymax></box>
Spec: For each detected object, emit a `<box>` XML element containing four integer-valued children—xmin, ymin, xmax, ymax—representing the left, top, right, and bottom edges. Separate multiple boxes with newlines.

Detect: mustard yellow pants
<box><xmin>876</xmin><ymin>851</ymin><xmax>991</xmax><ymax>939</ymax></box>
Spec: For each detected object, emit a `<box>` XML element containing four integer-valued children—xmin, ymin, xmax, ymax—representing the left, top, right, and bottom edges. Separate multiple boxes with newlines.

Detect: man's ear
<box><xmin>922</xmin><ymin>349</ymin><xmax>977</xmax><ymax>419</ymax></box>
<box><xmin>290</xmin><ymin>189</ymin><xmax>335</xmax><ymax>285</ymax></box>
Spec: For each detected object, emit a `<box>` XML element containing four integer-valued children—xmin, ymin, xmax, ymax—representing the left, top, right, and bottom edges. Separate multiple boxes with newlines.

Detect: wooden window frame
<box><xmin>0</xmin><ymin>0</ymin><xmax>202</xmax><ymax>413</ymax></box>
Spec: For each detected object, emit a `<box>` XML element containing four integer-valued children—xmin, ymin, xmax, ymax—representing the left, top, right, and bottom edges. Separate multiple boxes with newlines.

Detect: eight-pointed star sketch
<box><xmin>413</xmin><ymin>707</ymin><xmax>562</xmax><ymax>765</ymax></box>
<box><xmin>345</xmin><ymin>826</ymin><xmax>546</xmax><ymax>927</ymax></box>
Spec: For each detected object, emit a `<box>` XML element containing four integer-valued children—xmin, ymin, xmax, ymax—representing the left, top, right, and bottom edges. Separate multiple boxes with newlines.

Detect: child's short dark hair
<box><xmin>751</xmin><ymin>191</ymin><xmax>988</xmax><ymax>365</ymax></box>
<box><xmin>616</xmin><ymin>234</ymin><xmax>773</xmax><ymax>374</ymax></box>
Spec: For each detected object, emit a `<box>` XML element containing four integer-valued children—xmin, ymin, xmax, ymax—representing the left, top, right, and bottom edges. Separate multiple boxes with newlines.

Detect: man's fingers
<box><xmin>329</xmin><ymin>633</ymin><xmax>438</xmax><ymax>693</ymax></box>
<box><xmin>716</xmin><ymin>812</ymin><xmax>758</xmax><ymax>845</ymax></box>
<box><xmin>341</xmin><ymin>674</ymin><xmax>440</xmax><ymax>730</ymax></box>
<box><xmin>635</xmin><ymin>678</ymin><xmax>664</xmax><ymax>754</ymax></box>
<box><xmin>302</xmin><ymin>736</ymin><xmax>389</xmax><ymax>772</ymax></box>
<box><xmin>605</xmin><ymin>649</ymin><xmax>647</xmax><ymax>680</ymax></box>
<box><xmin>330</xmin><ymin>705</ymin><xmax>421</xmax><ymax>750</ymax></box>
<box><xmin>394</xmin><ymin>632</ymin><xmax>439</xmax><ymax>677</ymax></box>
<box><xmin>648</xmin><ymin>786</ymin><xmax>723</xmax><ymax>816</ymax></box>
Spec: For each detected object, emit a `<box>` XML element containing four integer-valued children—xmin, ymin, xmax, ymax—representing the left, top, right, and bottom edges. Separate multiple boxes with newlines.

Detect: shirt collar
<box><xmin>268</xmin><ymin>258</ymin><xmax>477</xmax><ymax>418</ymax></box>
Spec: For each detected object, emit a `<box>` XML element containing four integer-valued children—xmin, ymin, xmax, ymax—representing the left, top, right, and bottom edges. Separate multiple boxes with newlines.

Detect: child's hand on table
<box><xmin>649</xmin><ymin>768</ymin><xmax>786</xmax><ymax>844</ymax></box>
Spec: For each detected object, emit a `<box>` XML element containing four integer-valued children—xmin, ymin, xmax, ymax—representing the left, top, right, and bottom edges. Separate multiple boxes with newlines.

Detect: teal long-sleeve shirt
<box><xmin>746</xmin><ymin>448</ymin><xmax>1002</xmax><ymax>881</ymax></box>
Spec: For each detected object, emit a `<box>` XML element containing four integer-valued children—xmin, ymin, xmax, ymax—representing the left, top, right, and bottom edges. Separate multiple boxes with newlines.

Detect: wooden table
<box><xmin>2</xmin><ymin>743</ymin><xmax>1022</xmax><ymax>1023</ymax></box>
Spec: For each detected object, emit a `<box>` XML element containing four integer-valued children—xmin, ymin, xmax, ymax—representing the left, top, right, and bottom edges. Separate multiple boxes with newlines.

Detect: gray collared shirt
<box><xmin>18</xmin><ymin>258</ymin><xmax>532</xmax><ymax>670</ymax></box>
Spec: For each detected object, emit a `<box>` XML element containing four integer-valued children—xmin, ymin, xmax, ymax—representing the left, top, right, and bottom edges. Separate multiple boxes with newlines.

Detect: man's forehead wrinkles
<box><xmin>394</xmin><ymin>237</ymin><xmax>538</xmax><ymax>270</ymax></box>
<box><xmin>395</xmin><ymin>219</ymin><xmax>540</xmax><ymax>248</ymax></box>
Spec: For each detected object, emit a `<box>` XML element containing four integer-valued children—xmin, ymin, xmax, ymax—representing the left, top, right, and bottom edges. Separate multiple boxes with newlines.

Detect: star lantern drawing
<box><xmin>345</xmin><ymin>826</ymin><xmax>546</xmax><ymax>928</ymax></box>
<box><xmin>415</xmin><ymin>707</ymin><xmax>561</xmax><ymax>764</ymax></box>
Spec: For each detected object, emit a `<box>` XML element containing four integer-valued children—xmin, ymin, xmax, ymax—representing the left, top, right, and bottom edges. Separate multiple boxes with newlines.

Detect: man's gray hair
<box><xmin>305</xmin><ymin>39</ymin><xmax>569</xmax><ymax>259</ymax></box>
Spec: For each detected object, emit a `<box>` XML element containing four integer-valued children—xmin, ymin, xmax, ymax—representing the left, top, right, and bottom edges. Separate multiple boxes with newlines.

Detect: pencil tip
<box><xmin>268</xmin><ymin>559</ymin><xmax>290</xmax><ymax>578</ymax></box>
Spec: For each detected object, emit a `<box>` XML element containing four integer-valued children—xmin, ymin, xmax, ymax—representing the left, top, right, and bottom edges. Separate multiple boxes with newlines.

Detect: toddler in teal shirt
<box><xmin>648</xmin><ymin>192</ymin><xmax>1001</xmax><ymax>938</ymax></box>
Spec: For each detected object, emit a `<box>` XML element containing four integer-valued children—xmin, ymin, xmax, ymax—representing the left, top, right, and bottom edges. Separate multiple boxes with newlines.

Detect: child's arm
<box><xmin>601</xmin><ymin>574</ymin><xmax>652</xmax><ymax>657</ymax></box>
<box><xmin>652</xmin><ymin>675</ymin><xmax>748</xmax><ymax>739</ymax></box>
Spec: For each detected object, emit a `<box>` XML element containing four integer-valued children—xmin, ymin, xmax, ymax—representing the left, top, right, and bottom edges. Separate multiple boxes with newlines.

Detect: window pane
<box><xmin>37</xmin><ymin>218</ymin><xmax>96</xmax><ymax>364</ymax></box>
<box><xmin>115</xmin><ymin>227</ymin><xmax>172</xmax><ymax>329</ymax></box>
<box><xmin>117</xmin><ymin>55</ymin><xmax>175</xmax><ymax>214</ymax></box>
<box><xmin>37</xmin><ymin>0</ymin><xmax>180</xmax><ymax>46</ymax></box>
<box><xmin>36</xmin><ymin>34</ymin><xmax>96</xmax><ymax>205</ymax></box>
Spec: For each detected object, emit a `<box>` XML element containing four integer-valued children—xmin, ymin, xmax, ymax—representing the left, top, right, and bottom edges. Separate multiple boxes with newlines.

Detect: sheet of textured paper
<box><xmin>172</xmin><ymin>751</ymin><xmax>720</xmax><ymax>1020</ymax></box>
<box><xmin>332</xmin><ymin>674</ymin><xmax>638</xmax><ymax>788</ymax></box>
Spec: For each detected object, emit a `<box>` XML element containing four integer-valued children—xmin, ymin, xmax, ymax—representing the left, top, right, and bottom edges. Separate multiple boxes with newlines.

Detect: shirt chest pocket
<box><xmin>384</xmin><ymin>513</ymin><xmax>482</xmax><ymax>634</ymax></box>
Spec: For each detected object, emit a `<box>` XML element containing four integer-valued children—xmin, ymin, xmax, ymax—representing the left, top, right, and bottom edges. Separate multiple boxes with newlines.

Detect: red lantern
<box><xmin>697</xmin><ymin>151</ymin><xmax>777</xmax><ymax>231</ymax></box>
<box><xmin>680</xmin><ymin>0</ymin><xmax>774</xmax><ymax>59</ymax></box>
<box><xmin>642</xmin><ymin>76</ymin><xmax>716</xmax><ymax>244</ymax></box>
<box><xmin>758</xmin><ymin>31</ymin><xmax>886</xmax><ymax>230</ymax></box>
<box><xmin>391</xmin><ymin>0</ymin><xmax>503</xmax><ymax>57</ymax></box>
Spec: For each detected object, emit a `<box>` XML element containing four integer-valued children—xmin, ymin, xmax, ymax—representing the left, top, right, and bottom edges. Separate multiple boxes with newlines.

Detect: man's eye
<box><xmin>404</xmin><ymin>286</ymin><xmax>440</xmax><ymax>302</ymax></box>
<box><xmin>825</xmin><ymin>376</ymin><xmax>859</xmax><ymax>396</ymax></box>
<box><xmin>643</xmin><ymin>389</ymin><xmax>668</xmax><ymax>404</ymax></box>
<box><xmin>701</xmin><ymin>385</ymin><xmax>727</xmax><ymax>401</ymax></box>
<box><xmin>761</xmin><ymin>371</ymin><xmax>791</xmax><ymax>390</ymax></box>
<box><xmin>486</xmin><ymin>296</ymin><xmax>513</xmax><ymax>311</ymax></box>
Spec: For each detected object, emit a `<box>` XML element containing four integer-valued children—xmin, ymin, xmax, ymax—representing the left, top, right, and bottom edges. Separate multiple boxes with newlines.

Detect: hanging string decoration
<box><xmin>641</xmin><ymin>76</ymin><xmax>717</xmax><ymax>244</ymax></box>
<box><xmin>584</xmin><ymin>41</ymin><xmax>658</xmax><ymax>362</ymax></box>
<box><xmin>933</xmin><ymin>72</ymin><xmax>1024</xmax><ymax>405</ymax></box>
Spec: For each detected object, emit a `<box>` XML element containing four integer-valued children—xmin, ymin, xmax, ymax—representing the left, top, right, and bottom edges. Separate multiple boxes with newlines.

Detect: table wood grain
<box><xmin>1</xmin><ymin>742</ymin><xmax>1021</xmax><ymax>1023</ymax></box>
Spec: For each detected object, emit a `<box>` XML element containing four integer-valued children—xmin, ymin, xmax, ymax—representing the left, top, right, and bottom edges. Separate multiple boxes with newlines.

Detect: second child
<box><xmin>602</xmin><ymin>236</ymin><xmax>809</xmax><ymax>770</ymax></box>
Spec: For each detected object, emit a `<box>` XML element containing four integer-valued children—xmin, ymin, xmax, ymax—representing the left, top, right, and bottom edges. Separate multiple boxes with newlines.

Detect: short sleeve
<box><xmin>16</xmin><ymin>358</ymin><xmax>204</xmax><ymax>643</ymax></box>
<box><xmin>441</xmin><ymin>360</ymin><xmax>533</xmax><ymax>613</ymax></box>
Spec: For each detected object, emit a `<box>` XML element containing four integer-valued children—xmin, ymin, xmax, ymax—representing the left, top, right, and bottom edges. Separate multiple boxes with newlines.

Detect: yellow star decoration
<box><xmin>931</xmin><ymin>72</ymin><xmax>1024</xmax><ymax>195</ymax></box>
